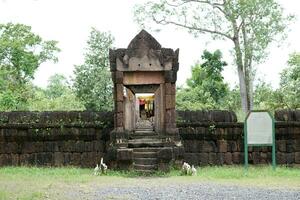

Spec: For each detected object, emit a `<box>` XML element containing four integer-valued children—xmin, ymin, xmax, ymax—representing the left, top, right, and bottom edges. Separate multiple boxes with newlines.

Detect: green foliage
<box><xmin>276</xmin><ymin>52</ymin><xmax>300</xmax><ymax>109</ymax></box>
<box><xmin>46</xmin><ymin>74</ymin><xmax>69</xmax><ymax>99</ymax></box>
<box><xmin>134</xmin><ymin>0</ymin><xmax>294</xmax><ymax>112</ymax></box>
<box><xmin>0</xmin><ymin>23</ymin><xmax>60</xmax><ymax>111</ymax></box>
<box><xmin>252</xmin><ymin>53</ymin><xmax>300</xmax><ymax>111</ymax></box>
<box><xmin>28</xmin><ymin>74</ymin><xmax>84</xmax><ymax>111</ymax></box>
<box><xmin>176</xmin><ymin>86</ymin><xmax>216</xmax><ymax>110</ymax></box>
<box><xmin>73</xmin><ymin>28</ymin><xmax>114</xmax><ymax>111</ymax></box>
<box><xmin>176</xmin><ymin>50</ymin><xmax>229</xmax><ymax>110</ymax></box>
<box><xmin>187</xmin><ymin>50</ymin><xmax>229</xmax><ymax>103</ymax></box>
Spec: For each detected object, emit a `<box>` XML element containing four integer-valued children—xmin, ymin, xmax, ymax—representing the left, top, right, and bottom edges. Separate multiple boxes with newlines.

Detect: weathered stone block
<box><xmin>11</xmin><ymin>154</ymin><xmax>19</xmax><ymax>165</ymax></box>
<box><xmin>217</xmin><ymin>140</ymin><xmax>227</xmax><ymax>153</ymax></box>
<box><xmin>54</xmin><ymin>152</ymin><xmax>64</xmax><ymax>166</ymax></box>
<box><xmin>116</xmin><ymin>112</ymin><xmax>123</xmax><ymax>127</ymax></box>
<box><xmin>286</xmin><ymin>140</ymin><xmax>294</xmax><ymax>153</ymax></box>
<box><xmin>295</xmin><ymin>152</ymin><xmax>300</xmax><ymax>164</ymax></box>
<box><xmin>286</xmin><ymin>153</ymin><xmax>294</xmax><ymax>164</ymax></box>
<box><xmin>224</xmin><ymin>152</ymin><xmax>232</xmax><ymax>165</ymax></box>
<box><xmin>201</xmin><ymin>141</ymin><xmax>214</xmax><ymax>153</ymax></box>
<box><xmin>276</xmin><ymin>140</ymin><xmax>286</xmax><ymax>152</ymax></box>
<box><xmin>184</xmin><ymin>153</ymin><xmax>199</xmax><ymax>165</ymax></box>
<box><xmin>183</xmin><ymin>140</ymin><xmax>199</xmax><ymax>153</ymax></box>
<box><xmin>259</xmin><ymin>152</ymin><xmax>268</xmax><ymax>164</ymax></box>
<box><xmin>208</xmin><ymin>153</ymin><xmax>217</xmax><ymax>165</ymax></box>
<box><xmin>20</xmin><ymin>153</ymin><xmax>36</xmax><ymax>165</ymax></box>
<box><xmin>252</xmin><ymin>152</ymin><xmax>260</xmax><ymax>164</ymax></box>
<box><xmin>44</xmin><ymin>142</ymin><xmax>56</xmax><ymax>152</ymax></box>
<box><xmin>158</xmin><ymin>147</ymin><xmax>173</xmax><ymax>162</ymax></box>
<box><xmin>115</xmin><ymin>71</ymin><xmax>123</xmax><ymax>83</ymax></box>
<box><xmin>70</xmin><ymin>153</ymin><xmax>81</xmax><ymax>166</ymax></box>
<box><xmin>165</xmin><ymin>95</ymin><xmax>175</xmax><ymax>109</ymax></box>
<box><xmin>22</xmin><ymin>142</ymin><xmax>35</xmax><ymax>153</ymax></box>
<box><xmin>116</xmin><ymin>84</ymin><xmax>123</xmax><ymax>101</ymax></box>
<box><xmin>0</xmin><ymin>154</ymin><xmax>11</xmax><ymax>166</ymax></box>
<box><xmin>92</xmin><ymin>141</ymin><xmax>104</xmax><ymax>152</ymax></box>
<box><xmin>117</xmin><ymin>149</ymin><xmax>133</xmax><ymax>161</ymax></box>
<box><xmin>165</xmin><ymin>83</ymin><xmax>176</xmax><ymax>95</ymax></box>
<box><xmin>228</xmin><ymin>141</ymin><xmax>237</xmax><ymax>152</ymax></box>
<box><xmin>199</xmin><ymin>153</ymin><xmax>209</xmax><ymax>166</ymax></box>
<box><xmin>173</xmin><ymin>146</ymin><xmax>184</xmax><ymax>160</ymax></box>
<box><xmin>74</xmin><ymin>141</ymin><xmax>85</xmax><ymax>152</ymax></box>
<box><xmin>276</xmin><ymin>152</ymin><xmax>286</xmax><ymax>164</ymax></box>
<box><xmin>232</xmin><ymin>152</ymin><xmax>242</xmax><ymax>164</ymax></box>
<box><xmin>81</xmin><ymin>152</ymin><xmax>94</xmax><ymax>167</ymax></box>
<box><xmin>84</xmin><ymin>142</ymin><xmax>92</xmax><ymax>152</ymax></box>
<box><xmin>217</xmin><ymin>153</ymin><xmax>225</xmax><ymax>165</ymax></box>
<box><xmin>6</xmin><ymin>142</ymin><xmax>18</xmax><ymax>153</ymax></box>
<box><xmin>36</xmin><ymin>153</ymin><xmax>53</xmax><ymax>166</ymax></box>
<box><xmin>293</xmin><ymin>140</ymin><xmax>300</xmax><ymax>151</ymax></box>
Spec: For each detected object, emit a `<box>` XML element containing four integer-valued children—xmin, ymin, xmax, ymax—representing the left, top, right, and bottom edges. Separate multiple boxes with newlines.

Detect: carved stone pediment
<box><xmin>110</xmin><ymin>30</ymin><xmax>178</xmax><ymax>73</ymax></box>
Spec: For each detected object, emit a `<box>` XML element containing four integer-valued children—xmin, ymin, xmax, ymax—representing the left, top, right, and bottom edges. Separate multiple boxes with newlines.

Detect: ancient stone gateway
<box><xmin>109</xmin><ymin>30</ymin><xmax>183</xmax><ymax>172</ymax></box>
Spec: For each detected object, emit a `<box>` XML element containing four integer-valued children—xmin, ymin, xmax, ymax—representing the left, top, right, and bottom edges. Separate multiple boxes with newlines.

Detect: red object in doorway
<box><xmin>139</xmin><ymin>99</ymin><xmax>145</xmax><ymax>105</ymax></box>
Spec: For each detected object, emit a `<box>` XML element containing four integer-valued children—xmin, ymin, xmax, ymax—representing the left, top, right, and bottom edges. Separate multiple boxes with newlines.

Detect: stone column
<box><xmin>165</xmin><ymin>82</ymin><xmax>177</xmax><ymax>135</ymax></box>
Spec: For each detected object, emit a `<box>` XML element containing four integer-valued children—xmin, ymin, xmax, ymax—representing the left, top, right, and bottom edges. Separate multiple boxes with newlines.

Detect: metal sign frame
<box><xmin>244</xmin><ymin>110</ymin><xmax>276</xmax><ymax>170</ymax></box>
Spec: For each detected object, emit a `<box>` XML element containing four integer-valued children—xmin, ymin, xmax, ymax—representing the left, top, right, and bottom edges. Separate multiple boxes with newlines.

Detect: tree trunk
<box><xmin>237</xmin><ymin>66</ymin><xmax>250</xmax><ymax>113</ymax></box>
<box><xmin>233</xmin><ymin>39</ymin><xmax>251</xmax><ymax>113</ymax></box>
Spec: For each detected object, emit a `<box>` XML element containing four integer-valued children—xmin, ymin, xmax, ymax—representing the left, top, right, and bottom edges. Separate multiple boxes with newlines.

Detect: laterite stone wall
<box><xmin>178</xmin><ymin>110</ymin><xmax>300</xmax><ymax>166</ymax></box>
<box><xmin>0</xmin><ymin>111</ymin><xmax>113</xmax><ymax>167</ymax></box>
<box><xmin>0</xmin><ymin>110</ymin><xmax>299</xmax><ymax>167</ymax></box>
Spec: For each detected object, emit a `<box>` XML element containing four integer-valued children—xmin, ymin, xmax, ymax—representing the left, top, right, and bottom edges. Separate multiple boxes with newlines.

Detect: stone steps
<box><xmin>128</xmin><ymin>140</ymin><xmax>165</xmax><ymax>148</ymax></box>
<box><xmin>133</xmin><ymin>147</ymin><xmax>161</xmax><ymax>152</ymax></box>
<box><xmin>130</xmin><ymin>135</ymin><xmax>159</xmax><ymax>139</ymax></box>
<box><xmin>133</xmin><ymin>164</ymin><xmax>158</xmax><ymax>171</ymax></box>
<box><xmin>130</xmin><ymin>129</ymin><xmax>158</xmax><ymax>139</ymax></box>
<box><xmin>135</xmin><ymin>128</ymin><xmax>154</xmax><ymax>132</ymax></box>
<box><xmin>132</xmin><ymin>147</ymin><xmax>160</xmax><ymax>173</ymax></box>
<box><xmin>134</xmin><ymin>158</ymin><xmax>158</xmax><ymax>165</ymax></box>
<box><xmin>133</xmin><ymin>151</ymin><xmax>157</xmax><ymax>158</ymax></box>
<box><xmin>133</xmin><ymin>131</ymin><xmax>156</xmax><ymax>135</ymax></box>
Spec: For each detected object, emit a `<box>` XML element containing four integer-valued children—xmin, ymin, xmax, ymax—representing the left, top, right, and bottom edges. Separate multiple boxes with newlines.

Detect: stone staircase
<box><xmin>129</xmin><ymin>127</ymin><xmax>164</xmax><ymax>173</ymax></box>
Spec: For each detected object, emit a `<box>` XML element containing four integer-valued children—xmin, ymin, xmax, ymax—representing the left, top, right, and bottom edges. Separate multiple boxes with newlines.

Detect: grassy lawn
<box><xmin>0</xmin><ymin>166</ymin><xmax>299</xmax><ymax>199</ymax></box>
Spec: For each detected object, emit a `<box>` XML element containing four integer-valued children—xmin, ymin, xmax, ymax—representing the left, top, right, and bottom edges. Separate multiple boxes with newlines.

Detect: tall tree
<box><xmin>134</xmin><ymin>0</ymin><xmax>294</xmax><ymax>112</ymax></box>
<box><xmin>187</xmin><ymin>50</ymin><xmax>228</xmax><ymax>103</ymax></box>
<box><xmin>46</xmin><ymin>74</ymin><xmax>70</xmax><ymax>99</ymax></box>
<box><xmin>73</xmin><ymin>28</ymin><xmax>114</xmax><ymax>111</ymax></box>
<box><xmin>29</xmin><ymin>74</ymin><xmax>84</xmax><ymax>111</ymax></box>
<box><xmin>0</xmin><ymin>23</ymin><xmax>60</xmax><ymax>110</ymax></box>
<box><xmin>176</xmin><ymin>50</ymin><xmax>229</xmax><ymax>110</ymax></box>
<box><xmin>277</xmin><ymin>52</ymin><xmax>300</xmax><ymax>109</ymax></box>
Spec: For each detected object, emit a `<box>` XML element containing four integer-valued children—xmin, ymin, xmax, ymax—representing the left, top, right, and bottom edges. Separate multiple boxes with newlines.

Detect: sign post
<box><xmin>244</xmin><ymin>111</ymin><xmax>276</xmax><ymax>170</ymax></box>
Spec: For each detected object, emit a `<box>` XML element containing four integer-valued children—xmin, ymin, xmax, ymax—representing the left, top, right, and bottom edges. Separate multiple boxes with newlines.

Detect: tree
<box><xmin>176</xmin><ymin>50</ymin><xmax>229</xmax><ymax>110</ymax></box>
<box><xmin>46</xmin><ymin>74</ymin><xmax>70</xmax><ymax>99</ymax></box>
<box><xmin>276</xmin><ymin>52</ymin><xmax>300</xmax><ymax>109</ymax></box>
<box><xmin>28</xmin><ymin>74</ymin><xmax>84</xmax><ymax>111</ymax></box>
<box><xmin>134</xmin><ymin>0</ymin><xmax>294</xmax><ymax>112</ymax></box>
<box><xmin>73</xmin><ymin>28</ymin><xmax>114</xmax><ymax>111</ymax></box>
<box><xmin>187</xmin><ymin>50</ymin><xmax>228</xmax><ymax>103</ymax></box>
<box><xmin>0</xmin><ymin>23</ymin><xmax>60</xmax><ymax>110</ymax></box>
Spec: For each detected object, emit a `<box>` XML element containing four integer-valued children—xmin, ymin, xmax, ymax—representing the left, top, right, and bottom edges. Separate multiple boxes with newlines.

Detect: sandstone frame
<box><xmin>109</xmin><ymin>30</ymin><xmax>179</xmax><ymax>136</ymax></box>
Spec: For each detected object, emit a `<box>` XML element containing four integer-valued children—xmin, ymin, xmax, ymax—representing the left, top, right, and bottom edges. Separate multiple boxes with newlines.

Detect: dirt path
<box><xmin>42</xmin><ymin>177</ymin><xmax>300</xmax><ymax>200</ymax></box>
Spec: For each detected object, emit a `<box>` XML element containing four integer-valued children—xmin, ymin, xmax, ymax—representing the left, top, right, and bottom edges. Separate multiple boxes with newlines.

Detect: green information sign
<box><xmin>244</xmin><ymin>111</ymin><xmax>276</xmax><ymax>170</ymax></box>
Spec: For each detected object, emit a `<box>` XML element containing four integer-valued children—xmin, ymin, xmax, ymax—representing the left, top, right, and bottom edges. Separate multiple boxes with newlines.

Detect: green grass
<box><xmin>0</xmin><ymin>166</ymin><xmax>299</xmax><ymax>199</ymax></box>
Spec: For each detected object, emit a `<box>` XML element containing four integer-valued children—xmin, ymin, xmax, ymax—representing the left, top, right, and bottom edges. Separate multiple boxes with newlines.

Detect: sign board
<box><xmin>244</xmin><ymin>111</ymin><xmax>276</xmax><ymax>170</ymax></box>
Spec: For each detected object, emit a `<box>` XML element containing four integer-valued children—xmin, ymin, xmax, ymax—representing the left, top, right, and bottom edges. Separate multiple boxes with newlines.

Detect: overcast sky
<box><xmin>1</xmin><ymin>0</ymin><xmax>299</xmax><ymax>88</ymax></box>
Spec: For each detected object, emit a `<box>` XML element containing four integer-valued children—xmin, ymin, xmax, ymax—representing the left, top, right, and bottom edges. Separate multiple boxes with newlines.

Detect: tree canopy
<box><xmin>73</xmin><ymin>28</ymin><xmax>114</xmax><ymax>111</ymax></box>
<box><xmin>177</xmin><ymin>50</ymin><xmax>229</xmax><ymax>110</ymax></box>
<box><xmin>0</xmin><ymin>23</ymin><xmax>60</xmax><ymax>110</ymax></box>
<box><xmin>134</xmin><ymin>0</ymin><xmax>294</xmax><ymax>112</ymax></box>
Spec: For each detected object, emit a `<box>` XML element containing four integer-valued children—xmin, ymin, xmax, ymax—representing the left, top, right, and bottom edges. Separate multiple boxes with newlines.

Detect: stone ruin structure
<box><xmin>109</xmin><ymin>30</ymin><xmax>184</xmax><ymax>172</ymax></box>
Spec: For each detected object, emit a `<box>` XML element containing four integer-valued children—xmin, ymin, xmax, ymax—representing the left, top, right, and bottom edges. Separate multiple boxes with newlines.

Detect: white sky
<box><xmin>0</xmin><ymin>0</ymin><xmax>299</xmax><ymax>89</ymax></box>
